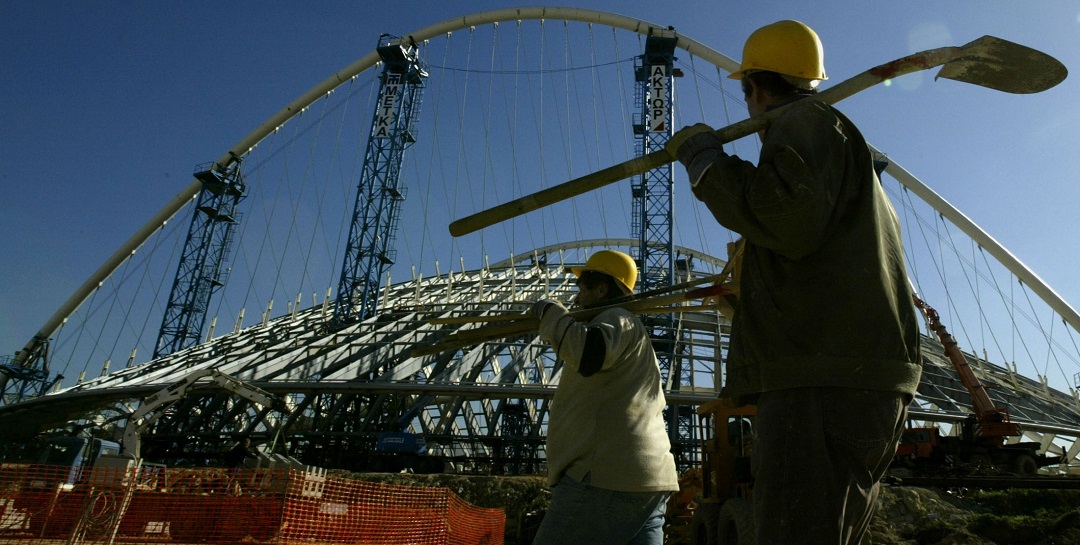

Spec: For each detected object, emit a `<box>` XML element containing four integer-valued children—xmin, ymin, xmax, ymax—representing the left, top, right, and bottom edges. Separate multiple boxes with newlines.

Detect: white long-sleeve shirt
<box><xmin>538</xmin><ymin>304</ymin><xmax>679</xmax><ymax>492</ymax></box>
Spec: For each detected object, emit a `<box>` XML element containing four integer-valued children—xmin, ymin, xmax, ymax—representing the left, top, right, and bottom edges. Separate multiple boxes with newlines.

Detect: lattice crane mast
<box><xmin>632</xmin><ymin>33</ymin><xmax>678</xmax><ymax>293</ymax></box>
<box><xmin>332</xmin><ymin>35</ymin><xmax>427</xmax><ymax>328</ymax></box>
<box><xmin>155</xmin><ymin>156</ymin><xmax>246</xmax><ymax>358</ymax></box>
<box><xmin>633</xmin><ymin>32</ymin><xmax>698</xmax><ymax>468</ymax></box>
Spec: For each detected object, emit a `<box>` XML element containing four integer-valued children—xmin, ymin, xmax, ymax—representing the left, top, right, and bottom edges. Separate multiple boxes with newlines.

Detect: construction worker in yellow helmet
<box><xmin>530</xmin><ymin>249</ymin><xmax>678</xmax><ymax>545</ymax></box>
<box><xmin>570</xmin><ymin>249</ymin><xmax>637</xmax><ymax>297</ymax></box>
<box><xmin>667</xmin><ymin>20</ymin><xmax>921</xmax><ymax>545</ymax></box>
<box><xmin>728</xmin><ymin>19</ymin><xmax>827</xmax><ymax>88</ymax></box>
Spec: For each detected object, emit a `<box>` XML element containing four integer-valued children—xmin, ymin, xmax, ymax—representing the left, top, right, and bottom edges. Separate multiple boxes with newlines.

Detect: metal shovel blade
<box><xmin>937</xmin><ymin>35</ymin><xmax>1067</xmax><ymax>94</ymax></box>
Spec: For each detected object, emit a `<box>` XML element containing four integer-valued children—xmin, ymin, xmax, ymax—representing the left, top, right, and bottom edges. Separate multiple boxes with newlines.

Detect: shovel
<box><xmin>448</xmin><ymin>35</ymin><xmax>1066</xmax><ymax>237</ymax></box>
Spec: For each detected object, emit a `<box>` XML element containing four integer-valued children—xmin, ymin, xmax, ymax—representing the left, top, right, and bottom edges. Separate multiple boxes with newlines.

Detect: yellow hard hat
<box><xmin>571</xmin><ymin>250</ymin><xmax>637</xmax><ymax>295</ymax></box>
<box><xmin>728</xmin><ymin>20</ymin><xmax>827</xmax><ymax>83</ymax></box>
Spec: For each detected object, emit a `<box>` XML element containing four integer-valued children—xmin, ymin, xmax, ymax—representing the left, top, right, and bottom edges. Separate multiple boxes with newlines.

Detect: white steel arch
<box><xmin>14</xmin><ymin>5</ymin><xmax>1080</xmax><ymax>390</ymax></box>
<box><xmin>13</xmin><ymin>7</ymin><xmax>718</xmax><ymax>367</ymax></box>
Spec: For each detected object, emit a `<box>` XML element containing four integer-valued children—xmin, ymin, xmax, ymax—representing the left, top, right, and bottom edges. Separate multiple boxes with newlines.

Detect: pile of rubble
<box><xmin>870</xmin><ymin>485</ymin><xmax>1080</xmax><ymax>545</ymax></box>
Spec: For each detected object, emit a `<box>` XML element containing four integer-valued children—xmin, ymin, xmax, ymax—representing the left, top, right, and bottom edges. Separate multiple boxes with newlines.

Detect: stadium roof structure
<box><xmin>3</xmin><ymin>240</ymin><xmax>1078</xmax><ymax>473</ymax></box>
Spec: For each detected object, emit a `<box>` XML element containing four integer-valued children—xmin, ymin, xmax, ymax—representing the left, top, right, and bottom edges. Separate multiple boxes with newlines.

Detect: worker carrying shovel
<box><xmin>530</xmin><ymin>249</ymin><xmax>679</xmax><ymax>545</ymax></box>
<box><xmin>667</xmin><ymin>20</ymin><xmax>923</xmax><ymax>545</ymax></box>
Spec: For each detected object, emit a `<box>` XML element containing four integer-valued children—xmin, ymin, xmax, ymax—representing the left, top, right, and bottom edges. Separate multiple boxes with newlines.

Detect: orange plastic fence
<box><xmin>0</xmin><ymin>463</ymin><xmax>504</xmax><ymax>545</ymax></box>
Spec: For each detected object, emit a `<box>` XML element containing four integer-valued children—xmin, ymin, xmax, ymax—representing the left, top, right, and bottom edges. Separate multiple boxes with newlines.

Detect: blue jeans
<box><xmin>532</xmin><ymin>474</ymin><xmax>670</xmax><ymax>545</ymax></box>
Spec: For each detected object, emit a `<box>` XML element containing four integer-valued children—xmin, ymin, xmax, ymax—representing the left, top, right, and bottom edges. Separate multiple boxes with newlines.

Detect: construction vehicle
<box><xmin>368</xmin><ymin>431</ymin><xmax>445</xmax><ymax>473</ymax></box>
<box><xmin>893</xmin><ymin>297</ymin><xmax>1060</xmax><ymax>475</ymax></box>
<box><xmin>17</xmin><ymin>369</ymin><xmax>293</xmax><ymax>490</ymax></box>
<box><xmin>33</xmin><ymin>436</ymin><xmax>121</xmax><ymax>486</ymax></box>
<box><xmin>93</xmin><ymin>367</ymin><xmax>294</xmax><ymax>482</ymax></box>
<box><xmin>672</xmin><ymin>398</ymin><xmax>756</xmax><ymax>545</ymax></box>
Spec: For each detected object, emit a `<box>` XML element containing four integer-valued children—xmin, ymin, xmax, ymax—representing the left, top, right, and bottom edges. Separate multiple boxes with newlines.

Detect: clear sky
<box><xmin>3</xmin><ymin>1</ymin><xmax>1080</xmax><ymax>378</ymax></box>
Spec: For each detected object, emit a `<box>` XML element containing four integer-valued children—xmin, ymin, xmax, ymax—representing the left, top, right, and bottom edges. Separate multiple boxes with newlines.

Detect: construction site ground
<box><xmin>336</xmin><ymin>471</ymin><xmax>1080</xmax><ymax>545</ymax></box>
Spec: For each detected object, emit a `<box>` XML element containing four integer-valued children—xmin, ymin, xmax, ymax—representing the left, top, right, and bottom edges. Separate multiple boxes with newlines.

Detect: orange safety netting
<box><xmin>0</xmin><ymin>463</ymin><xmax>504</xmax><ymax>545</ymax></box>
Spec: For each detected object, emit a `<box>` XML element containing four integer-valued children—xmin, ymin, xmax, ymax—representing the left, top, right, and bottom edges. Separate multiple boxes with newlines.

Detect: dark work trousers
<box><xmin>752</xmin><ymin>387</ymin><xmax>908</xmax><ymax>545</ymax></box>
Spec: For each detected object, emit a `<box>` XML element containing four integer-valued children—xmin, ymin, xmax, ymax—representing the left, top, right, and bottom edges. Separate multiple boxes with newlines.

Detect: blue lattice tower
<box><xmin>631</xmin><ymin>35</ymin><xmax>678</xmax><ymax>293</ymax></box>
<box><xmin>155</xmin><ymin>157</ymin><xmax>246</xmax><ymax>358</ymax></box>
<box><xmin>332</xmin><ymin>36</ymin><xmax>427</xmax><ymax>327</ymax></box>
<box><xmin>0</xmin><ymin>352</ymin><xmax>59</xmax><ymax>406</ymax></box>
<box><xmin>631</xmin><ymin>34</ymin><xmax>697</xmax><ymax>466</ymax></box>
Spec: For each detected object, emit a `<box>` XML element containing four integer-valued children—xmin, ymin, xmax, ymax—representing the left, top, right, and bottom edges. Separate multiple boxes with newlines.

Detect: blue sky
<box><xmin>3</xmin><ymin>1</ymin><xmax>1080</xmax><ymax>379</ymax></box>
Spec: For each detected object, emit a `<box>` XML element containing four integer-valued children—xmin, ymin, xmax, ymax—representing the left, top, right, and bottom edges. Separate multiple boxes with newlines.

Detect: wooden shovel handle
<box><xmin>449</xmin><ymin>36</ymin><xmax>1066</xmax><ymax>238</ymax></box>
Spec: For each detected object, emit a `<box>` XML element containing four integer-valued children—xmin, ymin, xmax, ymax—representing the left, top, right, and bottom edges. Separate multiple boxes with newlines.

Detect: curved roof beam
<box><xmin>17</xmin><ymin>6</ymin><xmax>1078</xmax><ymax>379</ymax></box>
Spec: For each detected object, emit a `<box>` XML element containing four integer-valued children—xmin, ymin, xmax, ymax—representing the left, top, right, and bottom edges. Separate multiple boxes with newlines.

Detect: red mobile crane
<box><xmin>895</xmin><ymin>297</ymin><xmax>1059</xmax><ymax>474</ymax></box>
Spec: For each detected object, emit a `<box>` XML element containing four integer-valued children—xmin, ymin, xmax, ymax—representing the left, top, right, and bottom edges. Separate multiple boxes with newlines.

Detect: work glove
<box><xmin>532</xmin><ymin>299</ymin><xmax>559</xmax><ymax>320</ymax></box>
<box><xmin>666</xmin><ymin>123</ymin><xmax>714</xmax><ymax>160</ymax></box>
<box><xmin>666</xmin><ymin>123</ymin><xmax>726</xmax><ymax>188</ymax></box>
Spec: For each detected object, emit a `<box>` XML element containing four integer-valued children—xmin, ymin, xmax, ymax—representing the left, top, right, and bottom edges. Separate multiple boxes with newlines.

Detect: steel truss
<box><xmin>1</xmin><ymin>241</ymin><xmax>1078</xmax><ymax>474</ymax></box>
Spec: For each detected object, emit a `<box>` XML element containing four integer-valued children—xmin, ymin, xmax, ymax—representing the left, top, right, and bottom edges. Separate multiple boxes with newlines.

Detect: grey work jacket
<box><xmin>691</xmin><ymin>98</ymin><xmax>922</xmax><ymax>401</ymax></box>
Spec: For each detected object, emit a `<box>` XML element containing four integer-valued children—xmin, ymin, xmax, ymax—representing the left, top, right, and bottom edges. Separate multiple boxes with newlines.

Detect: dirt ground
<box><xmin>868</xmin><ymin>485</ymin><xmax>1080</xmax><ymax>545</ymax></box>
<box><xmin>339</xmin><ymin>471</ymin><xmax>1080</xmax><ymax>545</ymax></box>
